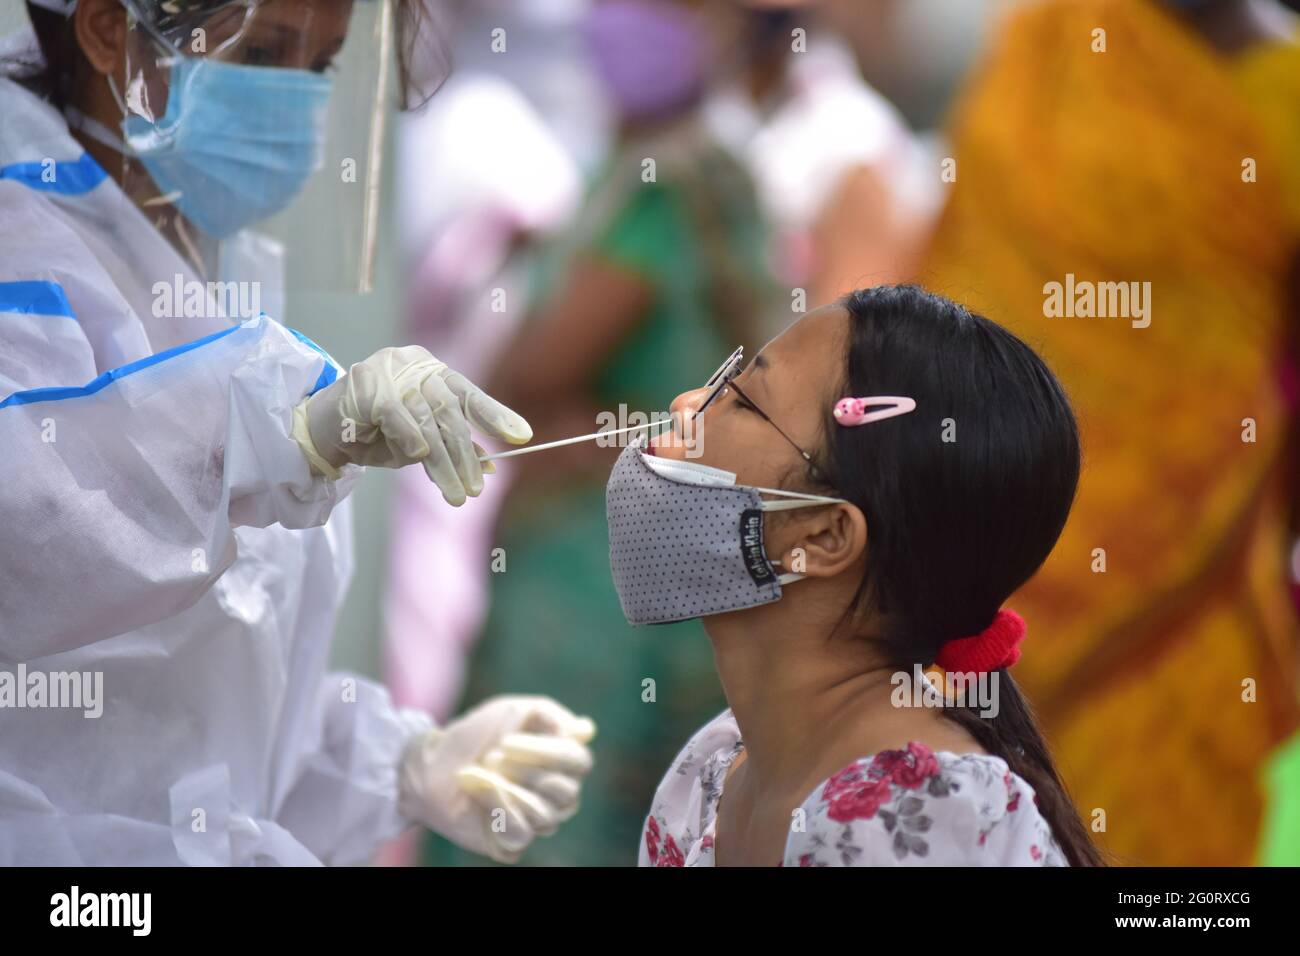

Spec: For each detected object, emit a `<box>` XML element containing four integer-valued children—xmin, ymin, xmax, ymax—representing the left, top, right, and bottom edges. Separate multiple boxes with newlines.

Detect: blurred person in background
<box><xmin>424</xmin><ymin>0</ymin><xmax>779</xmax><ymax>866</ymax></box>
<box><xmin>385</xmin><ymin>70</ymin><xmax>581</xmax><ymax>738</ymax></box>
<box><xmin>920</xmin><ymin>0</ymin><xmax>1300</xmax><ymax>865</ymax></box>
<box><xmin>377</xmin><ymin>55</ymin><xmax>583</xmax><ymax>865</ymax></box>
<box><xmin>703</xmin><ymin>5</ymin><xmax>941</xmax><ymax>307</ymax></box>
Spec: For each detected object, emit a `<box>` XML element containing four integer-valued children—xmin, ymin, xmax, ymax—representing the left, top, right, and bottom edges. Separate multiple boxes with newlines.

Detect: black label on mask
<box><xmin>740</xmin><ymin>509</ymin><xmax>776</xmax><ymax>587</ymax></box>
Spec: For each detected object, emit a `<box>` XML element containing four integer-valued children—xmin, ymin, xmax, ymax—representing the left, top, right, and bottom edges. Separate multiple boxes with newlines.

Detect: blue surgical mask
<box><xmin>122</xmin><ymin>56</ymin><xmax>334</xmax><ymax>238</ymax></box>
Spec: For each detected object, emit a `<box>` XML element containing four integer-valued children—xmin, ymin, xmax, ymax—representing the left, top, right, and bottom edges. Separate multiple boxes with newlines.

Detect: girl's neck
<box><xmin>706</xmin><ymin>596</ymin><xmax>893</xmax><ymax>785</ymax></box>
<box><xmin>706</xmin><ymin>594</ymin><xmax>985</xmax><ymax>792</ymax></box>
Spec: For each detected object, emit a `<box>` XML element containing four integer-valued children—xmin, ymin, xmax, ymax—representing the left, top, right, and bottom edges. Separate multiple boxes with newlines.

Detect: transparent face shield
<box><xmin>70</xmin><ymin>0</ymin><xmax>447</xmax><ymax>293</ymax></box>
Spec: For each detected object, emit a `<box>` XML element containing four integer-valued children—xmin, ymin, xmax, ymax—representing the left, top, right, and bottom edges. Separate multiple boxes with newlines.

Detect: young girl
<box><xmin>607</xmin><ymin>284</ymin><xmax>1105</xmax><ymax>866</ymax></box>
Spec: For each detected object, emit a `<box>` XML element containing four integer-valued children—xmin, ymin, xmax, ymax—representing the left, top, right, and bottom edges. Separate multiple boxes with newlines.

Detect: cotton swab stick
<box><xmin>477</xmin><ymin>417</ymin><xmax>674</xmax><ymax>463</ymax></box>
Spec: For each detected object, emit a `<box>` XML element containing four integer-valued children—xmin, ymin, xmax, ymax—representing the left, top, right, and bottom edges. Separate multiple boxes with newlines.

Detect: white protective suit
<box><xmin>0</xmin><ymin>74</ymin><xmax>435</xmax><ymax>865</ymax></box>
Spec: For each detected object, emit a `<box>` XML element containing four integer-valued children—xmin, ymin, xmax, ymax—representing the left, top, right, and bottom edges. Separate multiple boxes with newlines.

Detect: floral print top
<box><xmin>638</xmin><ymin>708</ymin><xmax>1068</xmax><ymax>867</ymax></box>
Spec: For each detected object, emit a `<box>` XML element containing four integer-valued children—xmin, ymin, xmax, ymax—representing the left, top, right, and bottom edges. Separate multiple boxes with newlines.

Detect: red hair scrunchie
<box><xmin>934</xmin><ymin>609</ymin><xmax>1026</xmax><ymax>674</ymax></box>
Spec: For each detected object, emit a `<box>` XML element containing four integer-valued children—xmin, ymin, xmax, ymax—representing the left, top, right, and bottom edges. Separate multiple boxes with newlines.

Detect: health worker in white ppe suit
<box><xmin>0</xmin><ymin>0</ymin><xmax>595</xmax><ymax>866</ymax></box>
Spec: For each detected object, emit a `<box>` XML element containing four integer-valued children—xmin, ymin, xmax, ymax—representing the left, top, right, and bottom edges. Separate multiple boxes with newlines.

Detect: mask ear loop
<box><xmin>64</xmin><ymin>63</ymin><xmax>139</xmax><ymax>153</ymax></box>
<box><xmin>754</xmin><ymin>490</ymin><xmax>845</xmax><ymax>506</ymax></box>
<box><xmin>758</xmin><ymin>495</ymin><xmax>846</xmax><ymax>584</ymax></box>
<box><xmin>95</xmin><ymin>33</ymin><xmax>210</xmax><ymax>277</ymax></box>
<box><xmin>769</xmin><ymin>556</ymin><xmax>801</xmax><ymax>586</ymax></box>
<box><xmin>64</xmin><ymin>73</ymin><xmax>185</xmax><ymax>225</ymax></box>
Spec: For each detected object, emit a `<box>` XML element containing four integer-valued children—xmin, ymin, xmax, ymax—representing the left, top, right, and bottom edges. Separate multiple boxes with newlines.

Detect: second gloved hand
<box><xmin>292</xmin><ymin>345</ymin><xmax>531</xmax><ymax>505</ymax></box>
<box><xmin>398</xmin><ymin>696</ymin><xmax>596</xmax><ymax>864</ymax></box>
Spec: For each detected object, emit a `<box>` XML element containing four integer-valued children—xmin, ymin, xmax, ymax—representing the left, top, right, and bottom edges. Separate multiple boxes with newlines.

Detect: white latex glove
<box><xmin>291</xmin><ymin>345</ymin><xmax>532</xmax><ymax>505</ymax></box>
<box><xmin>398</xmin><ymin>696</ymin><xmax>597</xmax><ymax>864</ymax></box>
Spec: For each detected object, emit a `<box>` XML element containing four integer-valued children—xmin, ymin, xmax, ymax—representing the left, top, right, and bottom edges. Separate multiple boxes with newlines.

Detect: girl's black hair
<box><xmin>823</xmin><ymin>284</ymin><xmax>1105</xmax><ymax>867</ymax></box>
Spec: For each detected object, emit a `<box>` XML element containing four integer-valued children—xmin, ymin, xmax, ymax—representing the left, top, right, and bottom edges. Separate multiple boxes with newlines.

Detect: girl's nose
<box><xmin>670</xmin><ymin>386</ymin><xmax>709</xmax><ymax>422</ymax></box>
<box><xmin>652</xmin><ymin>387</ymin><xmax>709</xmax><ymax>456</ymax></box>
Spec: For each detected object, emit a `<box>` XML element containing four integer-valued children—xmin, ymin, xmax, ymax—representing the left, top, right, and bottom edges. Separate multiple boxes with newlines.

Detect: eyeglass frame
<box><xmin>690</xmin><ymin>346</ymin><xmax>828</xmax><ymax>480</ymax></box>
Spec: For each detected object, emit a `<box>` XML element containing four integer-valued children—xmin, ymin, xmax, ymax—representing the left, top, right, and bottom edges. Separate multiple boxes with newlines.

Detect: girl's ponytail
<box><xmin>944</xmin><ymin>670</ymin><xmax>1106</xmax><ymax>866</ymax></box>
<box><xmin>823</xmin><ymin>285</ymin><xmax>1106</xmax><ymax>867</ymax></box>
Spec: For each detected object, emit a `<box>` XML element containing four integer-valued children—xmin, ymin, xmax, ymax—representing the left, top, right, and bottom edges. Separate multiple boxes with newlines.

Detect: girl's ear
<box><xmin>775</xmin><ymin>502</ymin><xmax>868</xmax><ymax>579</ymax></box>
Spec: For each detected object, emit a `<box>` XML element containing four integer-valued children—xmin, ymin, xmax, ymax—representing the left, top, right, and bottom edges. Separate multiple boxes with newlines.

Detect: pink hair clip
<box><xmin>833</xmin><ymin>395</ymin><xmax>917</xmax><ymax>426</ymax></box>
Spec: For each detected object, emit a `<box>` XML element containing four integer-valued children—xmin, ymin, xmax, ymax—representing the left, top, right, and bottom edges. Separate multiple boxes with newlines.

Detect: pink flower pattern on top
<box><xmin>638</xmin><ymin>709</ymin><xmax>1068</xmax><ymax>867</ymax></box>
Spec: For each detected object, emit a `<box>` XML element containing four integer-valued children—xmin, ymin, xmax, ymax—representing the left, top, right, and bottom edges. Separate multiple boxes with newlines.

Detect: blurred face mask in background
<box><xmin>580</xmin><ymin>0</ymin><xmax>707</xmax><ymax>121</ymax></box>
<box><xmin>605</xmin><ymin>437</ymin><xmax>846</xmax><ymax>625</ymax></box>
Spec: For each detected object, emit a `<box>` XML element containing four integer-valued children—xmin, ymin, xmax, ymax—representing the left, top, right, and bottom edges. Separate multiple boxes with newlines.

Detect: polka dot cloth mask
<box><xmin>605</xmin><ymin>436</ymin><xmax>847</xmax><ymax>625</ymax></box>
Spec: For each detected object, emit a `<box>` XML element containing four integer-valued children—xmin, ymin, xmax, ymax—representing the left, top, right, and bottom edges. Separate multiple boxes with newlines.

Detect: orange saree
<box><xmin>920</xmin><ymin>0</ymin><xmax>1300</xmax><ymax>865</ymax></box>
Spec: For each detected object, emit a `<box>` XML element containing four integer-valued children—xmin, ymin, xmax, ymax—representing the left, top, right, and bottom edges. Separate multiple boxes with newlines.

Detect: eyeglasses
<box><xmin>692</xmin><ymin>346</ymin><xmax>824</xmax><ymax>477</ymax></box>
